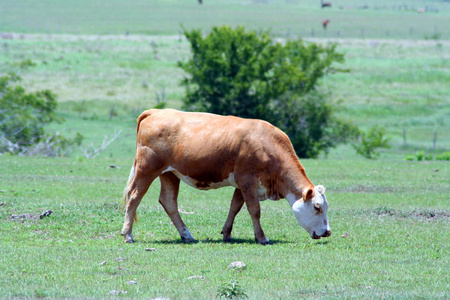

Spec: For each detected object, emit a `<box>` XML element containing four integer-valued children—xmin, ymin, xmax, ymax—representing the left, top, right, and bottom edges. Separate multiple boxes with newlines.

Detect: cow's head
<box><xmin>288</xmin><ymin>185</ymin><xmax>331</xmax><ymax>239</ymax></box>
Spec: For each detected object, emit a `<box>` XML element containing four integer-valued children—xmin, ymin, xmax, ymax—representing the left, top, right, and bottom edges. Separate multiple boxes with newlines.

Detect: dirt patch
<box><xmin>10</xmin><ymin>210</ymin><xmax>53</xmax><ymax>221</ymax></box>
<box><xmin>368</xmin><ymin>207</ymin><xmax>449</xmax><ymax>219</ymax></box>
<box><xmin>333</xmin><ymin>185</ymin><xmax>400</xmax><ymax>193</ymax></box>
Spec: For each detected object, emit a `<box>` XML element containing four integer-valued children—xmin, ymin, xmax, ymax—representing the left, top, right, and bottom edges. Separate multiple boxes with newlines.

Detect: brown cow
<box><xmin>121</xmin><ymin>109</ymin><xmax>330</xmax><ymax>244</ymax></box>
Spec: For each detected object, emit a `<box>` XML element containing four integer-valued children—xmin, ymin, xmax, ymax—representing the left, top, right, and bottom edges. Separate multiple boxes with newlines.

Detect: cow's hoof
<box><xmin>181</xmin><ymin>236</ymin><xmax>197</xmax><ymax>243</ymax></box>
<box><xmin>122</xmin><ymin>234</ymin><xmax>134</xmax><ymax>243</ymax></box>
<box><xmin>223</xmin><ymin>238</ymin><xmax>233</xmax><ymax>243</ymax></box>
<box><xmin>256</xmin><ymin>238</ymin><xmax>270</xmax><ymax>245</ymax></box>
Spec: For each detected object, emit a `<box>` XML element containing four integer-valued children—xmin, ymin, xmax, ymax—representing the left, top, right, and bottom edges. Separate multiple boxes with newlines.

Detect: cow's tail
<box><xmin>122</xmin><ymin>160</ymin><xmax>138</xmax><ymax>222</ymax></box>
<box><xmin>121</xmin><ymin>109</ymin><xmax>156</xmax><ymax>222</ymax></box>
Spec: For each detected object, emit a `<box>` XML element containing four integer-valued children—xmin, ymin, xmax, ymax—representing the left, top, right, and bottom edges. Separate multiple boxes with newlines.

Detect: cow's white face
<box><xmin>287</xmin><ymin>185</ymin><xmax>331</xmax><ymax>239</ymax></box>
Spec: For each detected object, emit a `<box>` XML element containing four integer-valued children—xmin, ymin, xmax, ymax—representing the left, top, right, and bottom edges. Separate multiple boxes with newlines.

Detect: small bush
<box><xmin>352</xmin><ymin>126</ymin><xmax>390</xmax><ymax>159</ymax></box>
<box><xmin>405</xmin><ymin>151</ymin><xmax>450</xmax><ymax>161</ymax></box>
<box><xmin>217</xmin><ymin>280</ymin><xmax>248</xmax><ymax>299</ymax></box>
<box><xmin>405</xmin><ymin>154</ymin><xmax>414</xmax><ymax>161</ymax></box>
<box><xmin>0</xmin><ymin>61</ymin><xmax>83</xmax><ymax>156</ymax></box>
<box><xmin>436</xmin><ymin>152</ymin><xmax>450</xmax><ymax>161</ymax></box>
<box><xmin>413</xmin><ymin>151</ymin><xmax>433</xmax><ymax>161</ymax></box>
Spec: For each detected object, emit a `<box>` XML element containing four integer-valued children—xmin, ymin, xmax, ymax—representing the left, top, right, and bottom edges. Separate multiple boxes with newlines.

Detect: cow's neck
<box><xmin>280</xmin><ymin>158</ymin><xmax>314</xmax><ymax>201</ymax></box>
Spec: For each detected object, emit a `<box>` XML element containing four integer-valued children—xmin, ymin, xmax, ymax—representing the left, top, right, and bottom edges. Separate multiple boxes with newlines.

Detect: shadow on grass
<box><xmin>314</xmin><ymin>240</ymin><xmax>331</xmax><ymax>246</ymax></box>
<box><xmin>137</xmin><ymin>238</ymin><xmax>294</xmax><ymax>245</ymax></box>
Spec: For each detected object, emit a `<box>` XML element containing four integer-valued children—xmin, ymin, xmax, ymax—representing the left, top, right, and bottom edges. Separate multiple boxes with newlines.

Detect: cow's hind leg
<box><xmin>159</xmin><ymin>172</ymin><xmax>196</xmax><ymax>243</ymax></box>
<box><xmin>221</xmin><ymin>188</ymin><xmax>244</xmax><ymax>242</ymax></box>
<box><xmin>121</xmin><ymin>167</ymin><xmax>157</xmax><ymax>243</ymax></box>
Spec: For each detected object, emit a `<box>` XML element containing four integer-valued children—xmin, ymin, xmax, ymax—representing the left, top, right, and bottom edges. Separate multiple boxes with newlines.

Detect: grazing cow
<box><xmin>121</xmin><ymin>109</ymin><xmax>331</xmax><ymax>245</ymax></box>
<box><xmin>322</xmin><ymin>19</ymin><xmax>330</xmax><ymax>29</ymax></box>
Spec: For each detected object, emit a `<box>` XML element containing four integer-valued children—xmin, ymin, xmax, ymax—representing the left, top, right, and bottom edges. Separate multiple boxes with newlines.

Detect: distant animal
<box><xmin>321</xmin><ymin>0</ymin><xmax>332</xmax><ymax>8</ymax></box>
<box><xmin>198</xmin><ymin>0</ymin><xmax>202</xmax><ymax>4</ymax></box>
<box><xmin>322</xmin><ymin>19</ymin><xmax>330</xmax><ymax>29</ymax></box>
<box><xmin>121</xmin><ymin>109</ymin><xmax>331</xmax><ymax>245</ymax></box>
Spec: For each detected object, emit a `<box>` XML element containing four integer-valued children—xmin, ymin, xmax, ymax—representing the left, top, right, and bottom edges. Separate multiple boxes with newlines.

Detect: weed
<box><xmin>353</xmin><ymin>126</ymin><xmax>391</xmax><ymax>159</ymax></box>
<box><xmin>34</xmin><ymin>289</ymin><xmax>48</xmax><ymax>298</ymax></box>
<box><xmin>405</xmin><ymin>154</ymin><xmax>414</xmax><ymax>161</ymax></box>
<box><xmin>436</xmin><ymin>152</ymin><xmax>450</xmax><ymax>161</ymax></box>
<box><xmin>410</xmin><ymin>152</ymin><xmax>423</xmax><ymax>161</ymax></box>
<box><xmin>217</xmin><ymin>280</ymin><xmax>248</xmax><ymax>299</ymax></box>
<box><xmin>405</xmin><ymin>151</ymin><xmax>449</xmax><ymax>161</ymax></box>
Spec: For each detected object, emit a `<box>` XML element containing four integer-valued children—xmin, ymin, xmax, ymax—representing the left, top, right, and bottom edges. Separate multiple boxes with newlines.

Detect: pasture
<box><xmin>1</xmin><ymin>0</ymin><xmax>450</xmax><ymax>39</ymax></box>
<box><xmin>1</xmin><ymin>0</ymin><xmax>450</xmax><ymax>298</ymax></box>
<box><xmin>1</xmin><ymin>155</ymin><xmax>449</xmax><ymax>298</ymax></box>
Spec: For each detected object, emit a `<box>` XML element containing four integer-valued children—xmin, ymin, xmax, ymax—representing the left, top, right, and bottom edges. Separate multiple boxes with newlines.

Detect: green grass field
<box><xmin>1</xmin><ymin>156</ymin><xmax>449</xmax><ymax>298</ymax></box>
<box><xmin>1</xmin><ymin>0</ymin><xmax>450</xmax><ymax>39</ymax></box>
<box><xmin>1</xmin><ymin>35</ymin><xmax>448</xmax><ymax>154</ymax></box>
<box><xmin>1</xmin><ymin>0</ymin><xmax>449</xmax><ymax>299</ymax></box>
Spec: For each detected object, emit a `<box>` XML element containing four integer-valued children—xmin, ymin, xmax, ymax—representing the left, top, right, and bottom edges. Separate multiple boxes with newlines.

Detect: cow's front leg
<box><xmin>247</xmin><ymin>201</ymin><xmax>269</xmax><ymax>245</ymax></box>
<box><xmin>159</xmin><ymin>173</ymin><xmax>196</xmax><ymax>243</ymax></box>
<box><xmin>240</xmin><ymin>182</ymin><xmax>270</xmax><ymax>245</ymax></box>
<box><xmin>221</xmin><ymin>188</ymin><xmax>244</xmax><ymax>242</ymax></box>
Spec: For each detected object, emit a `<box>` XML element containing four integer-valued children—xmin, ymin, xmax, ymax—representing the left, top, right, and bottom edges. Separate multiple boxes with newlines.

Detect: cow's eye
<box><xmin>314</xmin><ymin>204</ymin><xmax>320</xmax><ymax>212</ymax></box>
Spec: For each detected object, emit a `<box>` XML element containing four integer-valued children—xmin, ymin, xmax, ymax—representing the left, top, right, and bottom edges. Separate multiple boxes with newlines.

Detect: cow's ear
<box><xmin>302</xmin><ymin>187</ymin><xmax>315</xmax><ymax>201</ymax></box>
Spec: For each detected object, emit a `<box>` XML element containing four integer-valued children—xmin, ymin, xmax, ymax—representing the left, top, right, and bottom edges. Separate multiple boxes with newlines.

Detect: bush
<box><xmin>178</xmin><ymin>26</ymin><xmax>357</xmax><ymax>158</ymax></box>
<box><xmin>405</xmin><ymin>151</ymin><xmax>450</xmax><ymax>161</ymax></box>
<box><xmin>405</xmin><ymin>154</ymin><xmax>414</xmax><ymax>161</ymax></box>
<box><xmin>217</xmin><ymin>280</ymin><xmax>247</xmax><ymax>299</ymax></box>
<box><xmin>352</xmin><ymin>126</ymin><xmax>390</xmax><ymax>159</ymax></box>
<box><xmin>414</xmin><ymin>151</ymin><xmax>433</xmax><ymax>161</ymax></box>
<box><xmin>0</xmin><ymin>63</ymin><xmax>83</xmax><ymax>156</ymax></box>
<box><xmin>436</xmin><ymin>152</ymin><xmax>450</xmax><ymax>161</ymax></box>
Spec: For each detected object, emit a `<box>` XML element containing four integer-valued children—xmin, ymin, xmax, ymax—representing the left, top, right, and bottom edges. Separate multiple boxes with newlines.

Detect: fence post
<box><xmin>403</xmin><ymin>129</ymin><xmax>407</xmax><ymax>145</ymax></box>
<box><xmin>433</xmin><ymin>132</ymin><xmax>437</xmax><ymax>150</ymax></box>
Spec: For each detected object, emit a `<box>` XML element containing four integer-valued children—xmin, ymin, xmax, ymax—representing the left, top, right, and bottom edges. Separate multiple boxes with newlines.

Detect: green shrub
<box><xmin>352</xmin><ymin>126</ymin><xmax>390</xmax><ymax>159</ymax></box>
<box><xmin>0</xmin><ymin>62</ymin><xmax>83</xmax><ymax>156</ymax></box>
<box><xmin>412</xmin><ymin>151</ymin><xmax>433</xmax><ymax>161</ymax></box>
<box><xmin>405</xmin><ymin>154</ymin><xmax>414</xmax><ymax>161</ymax></box>
<box><xmin>217</xmin><ymin>280</ymin><xmax>248</xmax><ymax>299</ymax></box>
<box><xmin>178</xmin><ymin>25</ymin><xmax>357</xmax><ymax>158</ymax></box>
<box><xmin>404</xmin><ymin>151</ymin><xmax>450</xmax><ymax>161</ymax></box>
<box><xmin>436</xmin><ymin>152</ymin><xmax>450</xmax><ymax>161</ymax></box>
<box><xmin>414</xmin><ymin>151</ymin><xmax>425</xmax><ymax>161</ymax></box>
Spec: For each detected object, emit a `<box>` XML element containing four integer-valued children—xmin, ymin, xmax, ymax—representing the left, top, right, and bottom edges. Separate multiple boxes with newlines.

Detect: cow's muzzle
<box><xmin>312</xmin><ymin>230</ymin><xmax>331</xmax><ymax>239</ymax></box>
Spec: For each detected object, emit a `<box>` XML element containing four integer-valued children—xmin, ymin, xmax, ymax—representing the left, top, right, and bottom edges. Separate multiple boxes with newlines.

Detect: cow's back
<box><xmin>136</xmin><ymin>109</ymin><xmax>301</xmax><ymax>193</ymax></box>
